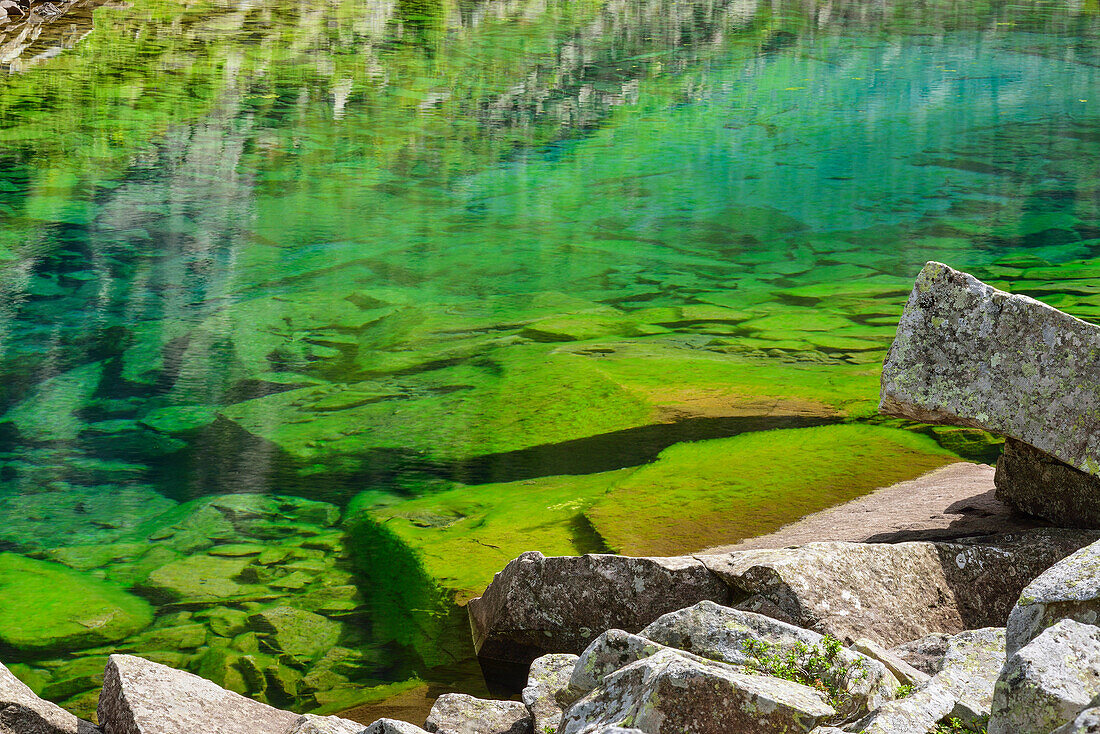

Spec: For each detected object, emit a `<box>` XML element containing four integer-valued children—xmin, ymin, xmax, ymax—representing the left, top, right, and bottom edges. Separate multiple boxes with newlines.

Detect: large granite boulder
<box><xmin>1053</xmin><ymin>699</ymin><xmax>1100</xmax><ymax>734</ymax></box>
<box><xmin>639</xmin><ymin>601</ymin><xmax>898</xmax><ymax>715</ymax></box>
<box><xmin>848</xmin><ymin>678</ymin><xmax>958</xmax><ymax>734</ymax></box>
<box><xmin>424</xmin><ymin>694</ymin><xmax>531</xmax><ymax>734</ymax></box>
<box><xmin>284</xmin><ymin>715</ymin><xmax>368</xmax><ymax>734</ymax></box>
<box><xmin>362</xmin><ymin>721</ymin><xmax>429</xmax><ymax>734</ymax></box>
<box><xmin>569</xmin><ymin>630</ymin><xmax>738</xmax><ymax>694</ymax></box>
<box><xmin>934</xmin><ymin>628</ymin><xmax>1005</xmax><ymax>720</ymax></box>
<box><xmin>560</xmin><ymin>648</ymin><xmax>834</xmax><ymax>734</ymax></box>
<box><xmin>880</xmin><ymin>260</ymin><xmax>1100</xmax><ymax>477</ymax></box>
<box><xmin>851</xmin><ymin>628</ymin><xmax>1005</xmax><ymax>734</ymax></box>
<box><xmin>989</xmin><ymin>619</ymin><xmax>1100</xmax><ymax>734</ymax></box>
<box><xmin>1007</xmin><ymin>538</ymin><xmax>1100</xmax><ymax>655</ymax></box>
<box><xmin>1</xmin><ymin>662</ymin><xmax>99</xmax><ymax>734</ymax></box>
<box><xmin>995</xmin><ymin>438</ymin><xmax>1100</xmax><ymax>527</ymax></box>
<box><xmin>97</xmin><ymin>654</ymin><xmax>299</xmax><ymax>734</ymax></box>
<box><xmin>521</xmin><ymin>654</ymin><xmax>579</xmax><ymax>734</ymax></box>
<box><xmin>467</xmin><ymin>552</ymin><xmax>729</xmax><ymax>685</ymax></box>
<box><xmin>698</xmin><ymin>530</ymin><xmax>1095</xmax><ymax>647</ymax></box>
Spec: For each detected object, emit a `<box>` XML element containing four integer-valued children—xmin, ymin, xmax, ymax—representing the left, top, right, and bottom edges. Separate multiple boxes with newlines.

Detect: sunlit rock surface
<box><xmin>881</xmin><ymin>260</ymin><xmax>1100</xmax><ymax>477</ymax></box>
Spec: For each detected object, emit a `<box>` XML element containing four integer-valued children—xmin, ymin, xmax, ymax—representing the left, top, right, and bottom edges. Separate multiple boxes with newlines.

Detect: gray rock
<box><xmin>284</xmin><ymin>714</ymin><xmax>367</xmax><ymax>734</ymax></box>
<box><xmin>890</xmin><ymin>634</ymin><xmax>950</xmax><ymax>676</ymax></box>
<box><xmin>995</xmin><ymin>438</ymin><xmax>1100</xmax><ymax>527</ymax></box>
<box><xmin>424</xmin><ymin>694</ymin><xmax>531</xmax><ymax>734</ymax></box>
<box><xmin>697</xmin><ymin>530</ymin><xmax>1096</xmax><ymax>647</ymax></box>
<box><xmin>852</xmin><ymin>638</ymin><xmax>931</xmax><ymax>688</ymax></box>
<box><xmin>560</xmin><ymin>648</ymin><xmax>834</xmax><ymax>734</ymax></box>
<box><xmin>0</xmin><ymin>662</ymin><xmax>99</xmax><ymax>734</ymax></box>
<box><xmin>1007</xmin><ymin>537</ymin><xmax>1100</xmax><ymax>656</ymax></box>
<box><xmin>988</xmin><ymin>619</ymin><xmax>1100</xmax><ymax>734</ymax></box>
<box><xmin>97</xmin><ymin>654</ymin><xmax>299</xmax><ymax>734</ymax></box>
<box><xmin>522</xmin><ymin>654</ymin><xmax>579</xmax><ymax>734</ymax></box>
<box><xmin>1052</xmin><ymin>699</ymin><xmax>1100</xmax><ymax>734</ymax></box>
<box><xmin>569</xmin><ymin>630</ymin><xmax>737</xmax><ymax>694</ymax></box>
<box><xmin>849</xmin><ymin>679</ymin><xmax>958</xmax><ymax>734</ymax></box>
<box><xmin>852</xmin><ymin>628</ymin><xmax>1005</xmax><ymax>733</ymax></box>
<box><xmin>468</xmin><ymin>551</ymin><xmax>729</xmax><ymax>685</ymax></box>
<box><xmin>879</xmin><ymin>261</ymin><xmax>1100</xmax><ymax>477</ymax></box>
<box><xmin>639</xmin><ymin>601</ymin><xmax>899</xmax><ymax>715</ymax></box>
<box><xmin>590</xmin><ymin>730</ymin><xmax>643</xmax><ymax>734</ymax></box>
<box><xmin>935</xmin><ymin>627</ymin><xmax>1005</xmax><ymax>721</ymax></box>
<box><xmin>809</xmin><ymin>729</ymin><xmax>848</xmax><ymax>734</ymax></box>
<box><xmin>363</xmin><ymin>720</ymin><xmax>430</xmax><ymax>734</ymax></box>
<box><xmin>639</xmin><ymin>600</ymin><xmax>825</xmax><ymax>667</ymax></box>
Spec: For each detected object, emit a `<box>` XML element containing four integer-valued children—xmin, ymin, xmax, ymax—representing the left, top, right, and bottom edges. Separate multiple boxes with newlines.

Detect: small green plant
<box><xmin>895</xmin><ymin>683</ymin><xmax>916</xmax><ymax>699</ymax></box>
<box><xmin>931</xmin><ymin>716</ymin><xmax>988</xmax><ymax>733</ymax></box>
<box><xmin>541</xmin><ymin>726</ymin><xmax>556</xmax><ymax>734</ymax></box>
<box><xmin>741</xmin><ymin>634</ymin><xmax>867</xmax><ymax>724</ymax></box>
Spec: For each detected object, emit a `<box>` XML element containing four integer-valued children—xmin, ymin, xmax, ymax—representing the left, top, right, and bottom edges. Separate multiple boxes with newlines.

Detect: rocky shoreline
<box><xmin>8</xmin><ymin>261</ymin><xmax>1100</xmax><ymax>733</ymax></box>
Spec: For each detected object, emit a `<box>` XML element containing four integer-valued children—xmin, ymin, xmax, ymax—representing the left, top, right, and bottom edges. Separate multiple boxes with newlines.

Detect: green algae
<box><xmin>0</xmin><ymin>0</ymin><xmax>1097</xmax><ymax>718</ymax></box>
<box><xmin>586</xmin><ymin>425</ymin><xmax>959</xmax><ymax>556</ymax></box>
<box><xmin>357</xmin><ymin>470</ymin><xmax>630</xmax><ymax>603</ymax></box>
<box><xmin>0</xmin><ymin>554</ymin><xmax>154</xmax><ymax>656</ymax></box>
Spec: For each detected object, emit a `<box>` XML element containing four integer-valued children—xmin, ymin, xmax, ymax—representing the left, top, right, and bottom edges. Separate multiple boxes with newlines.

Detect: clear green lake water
<box><xmin>0</xmin><ymin>0</ymin><xmax>1098</xmax><ymax>720</ymax></box>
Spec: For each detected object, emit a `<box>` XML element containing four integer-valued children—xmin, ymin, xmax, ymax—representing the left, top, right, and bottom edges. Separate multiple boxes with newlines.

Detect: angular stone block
<box><xmin>468</xmin><ymin>551</ymin><xmax>729</xmax><ymax>686</ymax></box>
<box><xmin>989</xmin><ymin>619</ymin><xmax>1100</xmax><ymax>734</ymax></box>
<box><xmin>424</xmin><ymin>694</ymin><xmax>531</xmax><ymax>734</ymax></box>
<box><xmin>881</xmin><ymin>261</ymin><xmax>1100</xmax><ymax>477</ymax></box>
<box><xmin>97</xmin><ymin>654</ymin><xmax>299</xmax><ymax>734</ymax></box>
<box><xmin>561</xmin><ymin>649</ymin><xmax>834</xmax><ymax>734</ymax></box>
<box><xmin>996</xmin><ymin>438</ymin><xmax>1100</xmax><ymax>527</ymax></box>
<box><xmin>1007</xmin><ymin>538</ymin><xmax>1100</xmax><ymax>655</ymax></box>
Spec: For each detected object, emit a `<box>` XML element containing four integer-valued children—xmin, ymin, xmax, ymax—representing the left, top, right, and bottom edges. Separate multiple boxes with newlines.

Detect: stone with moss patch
<box><xmin>0</xmin><ymin>554</ymin><xmax>154</xmax><ymax>654</ymax></box>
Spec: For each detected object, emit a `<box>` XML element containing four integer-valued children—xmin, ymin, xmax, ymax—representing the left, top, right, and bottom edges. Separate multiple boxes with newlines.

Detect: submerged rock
<box><xmin>995</xmin><ymin>438</ymin><xmax>1100</xmax><ymax>527</ymax></box>
<box><xmin>697</xmin><ymin>530</ymin><xmax>1095</xmax><ymax>647</ymax></box>
<box><xmin>880</xmin><ymin>261</ymin><xmax>1100</xmax><ymax>478</ymax></box>
<box><xmin>0</xmin><ymin>554</ymin><xmax>154</xmax><ymax>655</ymax></box>
<box><xmin>1</xmin><ymin>662</ymin><xmax>99</xmax><ymax>734</ymax></box>
<box><xmin>423</xmin><ymin>694</ymin><xmax>531</xmax><ymax>734</ymax></box>
<box><xmin>97</xmin><ymin>654</ymin><xmax>299</xmax><ymax>734</ymax></box>
<box><xmin>468</xmin><ymin>551</ymin><xmax>729</xmax><ymax>685</ymax></box>
<box><xmin>989</xmin><ymin>619</ymin><xmax>1100</xmax><ymax>734</ymax></box>
<box><xmin>561</xmin><ymin>648</ymin><xmax>834</xmax><ymax>734</ymax></box>
<box><xmin>1007</xmin><ymin>537</ymin><xmax>1100</xmax><ymax>655</ymax></box>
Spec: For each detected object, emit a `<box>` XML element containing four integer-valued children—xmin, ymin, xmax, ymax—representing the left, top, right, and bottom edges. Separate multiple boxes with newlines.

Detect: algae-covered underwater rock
<box><xmin>585</xmin><ymin>423</ymin><xmax>958</xmax><ymax>556</ymax></box>
<box><xmin>0</xmin><ymin>553</ymin><xmax>154</xmax><ymax>655</ymax></box>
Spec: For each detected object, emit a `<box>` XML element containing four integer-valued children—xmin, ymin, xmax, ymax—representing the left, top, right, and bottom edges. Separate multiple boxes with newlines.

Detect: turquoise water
<box><xmin>0</xmin><ymin>0</ymin><xmax>1098</xmax><ymax>719</ymax></box>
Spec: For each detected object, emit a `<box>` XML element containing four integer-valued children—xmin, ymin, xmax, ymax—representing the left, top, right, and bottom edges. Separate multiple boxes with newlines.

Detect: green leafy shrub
<box><xmin>741</xmin><ymin>634</ymin><xmax>867</xmax><ymax>724</ymax></box>
<box><xmin>932</xmin><ymin>716</ymin><xmax>988</xmax><ymax>733</ymax></box>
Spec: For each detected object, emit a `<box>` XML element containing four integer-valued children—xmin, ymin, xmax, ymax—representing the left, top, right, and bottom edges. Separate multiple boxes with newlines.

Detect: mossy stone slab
<box><xmin>586</xmin><ymin>424</ymin><xmax>957</xmax><ymax>556</ymax></box>
<box><xmin>0</xmin><ymin>361</ymin><xmax>104</xmax><ymax>442</ymax></box>
<box><xmin>137</xmin><ymin>555</ymin><xmax>268</xmax><ymax>604</ymax></box>
<box><xmin>139</xmin><ymin>405</ymin><xmax>220</xmax><ymax>434</ymax></box>
<box><xmin>248</xmin><ymin>606</ymin><xmax>342</xmax><ymax>665</ymax></box>
<box><xmin>0</xmin><ymin>553</ymin><xmax>154</xmax><ymax>654</ymax></box>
